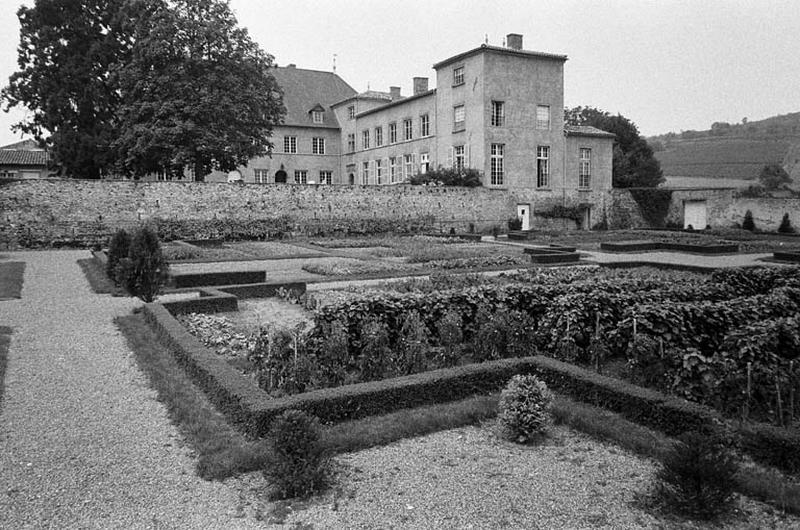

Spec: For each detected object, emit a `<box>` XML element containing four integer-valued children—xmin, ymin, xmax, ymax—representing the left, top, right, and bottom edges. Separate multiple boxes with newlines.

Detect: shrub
<box><xmin>778</xmin><ymin>213</ymin><xmax>794</xmax><ymax>234</ymax></box>
<box><xmin>742</xmin><ymin>210</ymin><xmax>755</xmax><ymax>231</ymax></box>
<box><xmin>116</xmin><ymin>226</ymin><xmax>169</xmax><ymax>302</ymax></box>
<box><xmin>408</xmin><ymin>166</ymin><xmax>483</xmax><ymax>187</ymax></box>
<box><xmin>655</xmin><ymin>431</ymin><xmax>738</xmax><ymax>519</ymax></box>
<box><xmin>357</xmin><ymin>316</ymin><xmax>392</xmax><ymax>381</ymax></box>
<box><xmin>392</xmin><ymin>311</ymin><xmax>430</xmax><ymax>376</ymax></box>
<box><xmin>436</xmin><ymin>309</ymin><xmax>463</xmax><ymax>366</ymax></box>
<box><xmin>106</xmin><ymin>228</ymin><xmax>131</xmax><ymax>282</ymax></box>
<box><xmin>262</xmin><ymin>409</ymin><xmax>331</xmax><ymax>499</ymax></box>
<box><xmin>507</xmin><ymin>217</ymin><xmax>523</xmax><ymax>231</ymax></box>
<box><xmin>497</xmin><ymin>374</ymin><xmax>553</xmax><ymax>443</ymax></box>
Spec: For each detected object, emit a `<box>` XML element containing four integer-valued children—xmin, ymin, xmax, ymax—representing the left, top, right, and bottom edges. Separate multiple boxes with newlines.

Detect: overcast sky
<box><xmin>1</xmin><ymin>0</ymin><xmax>798</xmax><ymax>146</ymax></box>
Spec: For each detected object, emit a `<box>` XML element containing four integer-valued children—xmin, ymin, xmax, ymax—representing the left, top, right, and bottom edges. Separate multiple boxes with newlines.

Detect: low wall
<box><xmin>723</xmin><ymin>197</ymin><xmax>800</xmax><ymax>231</ymax></box>
<box><xmin>0</xmin><ymin>179</ymin><xmax>607</xmax><ymax>247</ymax></box>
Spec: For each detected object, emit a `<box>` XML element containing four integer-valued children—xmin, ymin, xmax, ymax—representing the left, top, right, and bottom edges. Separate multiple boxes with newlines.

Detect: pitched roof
<box><xmin>271</xmin><ymin>66</ymin><xmax>357</xmax><ymax>129</ymax></box>
<box><xmin>433</xmin><ymin>44</ymin><xmax>567</xmax><ymax>70</ymax></box>
<box><xmin>1</xmin><ymin>139</ymin><xmax>43</xmax><ymax>151</ymax></box>
<box><xmin>356</xmin><ymin>89</ymin><xmax>436</xmax><ymax>118</ymax></box>
<box><xmin>565</xmin><ymin>125</ymin><xmax>616</xmax><ymax>139</ymax></box>
<box><xmin>0</xmin><ymin>149</ymin><xmax>49</xmax><ymax>166</ymax></box>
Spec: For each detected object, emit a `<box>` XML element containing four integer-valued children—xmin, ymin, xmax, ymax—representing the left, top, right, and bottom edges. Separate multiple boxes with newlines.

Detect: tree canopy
<box><xmin>758</xmin><ymin>164</ymin><xmax>791</xmax><ymax>190</ymax></box>
<box><xmin>565</xmin><ymin>106</ymin><xmax>664</xmax><ymax>188</ymax></box>
<box><xmin>2</xmin><ymin>0</ymin><xmax>285</xmax><ymax>180</ymax></box>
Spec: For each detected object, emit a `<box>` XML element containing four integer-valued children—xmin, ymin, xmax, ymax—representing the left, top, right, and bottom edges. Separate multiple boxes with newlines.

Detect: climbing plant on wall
<box><xmin>629</xmin><ymin>188</ymin><xmax>673</xmax><ymax>228</ymax></box>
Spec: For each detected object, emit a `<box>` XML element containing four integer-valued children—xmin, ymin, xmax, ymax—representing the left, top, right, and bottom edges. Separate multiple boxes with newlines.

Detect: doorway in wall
<box><xmin>582</xmin><ymin>206</ymin><xmax>592</xmax><ymax>231</ymax></box>
<box><xmin>275</xmin><ymin>170</ymin><xmax>287</xmax><ymax>184</ymax></box>
<box><xmin>684</xmin><ymin>200</ymin><xmax>708</xmax><ymax>229</ymax></box>
<box><xmin>516</xmin><ymin>203</ymin><xmax>531</xmax><ymax>231</ymax></box>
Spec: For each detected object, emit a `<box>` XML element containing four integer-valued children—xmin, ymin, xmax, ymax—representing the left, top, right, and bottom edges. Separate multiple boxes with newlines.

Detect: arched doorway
<box><xmin>275</xmin><ymin>170</ymin><xmax>287</xmax><ymax>184</ymax></box>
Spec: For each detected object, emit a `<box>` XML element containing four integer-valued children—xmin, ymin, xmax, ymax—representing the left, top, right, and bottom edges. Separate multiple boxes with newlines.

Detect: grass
<box><xmin>120</xmin><ymin>309</ymin><xmax>800</xmax><ymax>514</ymax></box>
<box><xmin>0</xmin><ymin>326</ymin><xmax>11</xmax><ymax>408</ymax></box>
<box><xmin>77</xmin><ymin>257</ymin><xmax>119</xmax><ymax>295</ymax></box>
<box><xmin>0</xmin><ymin>261</ymin><xmax>25</xmax><ymax>299</ymax></box>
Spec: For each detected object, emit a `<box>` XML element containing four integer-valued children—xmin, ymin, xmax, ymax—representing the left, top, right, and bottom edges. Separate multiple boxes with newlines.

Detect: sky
<box><xmin>0</xmin><ymin>0</ymin><xmax>798</xmax><ymax>146</ymax></box>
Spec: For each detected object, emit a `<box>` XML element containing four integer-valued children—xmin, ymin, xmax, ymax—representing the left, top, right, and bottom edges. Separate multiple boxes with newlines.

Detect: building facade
<box><xmin>206</xmin><ymin>34</ymin><xmax>614</xmax><ymax>224</ymax></box>
<box><xmin>0</xmin><ymin>139</ymin><xmax>53</xmax><ymax>179</ymax></box>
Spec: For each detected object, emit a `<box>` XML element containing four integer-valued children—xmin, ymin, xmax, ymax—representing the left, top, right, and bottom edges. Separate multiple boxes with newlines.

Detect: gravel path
<box><xmin>0</xmin><ymin>250</ymin><xmax>267</xmax><ymax>529</ymax></box>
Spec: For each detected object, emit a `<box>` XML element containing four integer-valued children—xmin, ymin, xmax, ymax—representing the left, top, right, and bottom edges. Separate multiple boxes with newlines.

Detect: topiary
<box><xmin>778</xmin><ymin>213</ymin><xmax>794</xmax><ymax>234</ymax></box>
<box><xmin>106</xmin><ymin>228</ymin><xmax>131</xmax><ymax>282</ymax></box>
<box><xmin>497</xmin><ymin>374</ymin><xmax>553</xmax><ymax>443</ymax></box>
<box><xmin>742</xmin><ymin>210</ymin><xmax>755</xmax><ymax>231</ymax></box>
<box><xmin>263</xmin><ymin>409</ymin><xmax>331</xmax><ymax>499</ymax></box>
<box><xmin>655</xmin><ymin>430</ymin><xmax>738</xmax><ymax>519</ymax></box>
<box><xmin>116</xmin><ymin>225</ymin><xmax>169</xmax><ymax>302</ymax></box>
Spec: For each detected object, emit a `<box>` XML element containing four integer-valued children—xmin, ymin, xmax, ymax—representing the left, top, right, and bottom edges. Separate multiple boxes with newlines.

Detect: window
<box><xmin>453</xmin><ymin>145</ymin><xmax>465</xmax><ymax>170</ymax></box>
<box><xmin>361</xmin><ymin>161</ymin><xmax>369</xmax><ymax>185</ymax></box>
<box><xmin>453</xmin><ymin>105</ymin><xmax>465</xmax><ymax>131</ymax></box>
<box><xmin>537</xmin><ymin>146</ymin><xmax>550</xmax><ymax>188</ymax></box>
<box><xmin>283</xmin><ymin>136</ymin><xmax>297</xmax><ymax>153</ymax></box>
<box><xmin>375</xmin><ymin>126</ymin><xmax>383</xmax><ymax>147</ymax></box>
<box><xmin>491</xmin><ymin>101</ymin><xmax>505</xmax><ymax>126</ymax></box>
<box><xmin>490</xmin><ymin>143</ymin><xmax>504</xmax><ymax>186</ymax></box>
<box><xmin>362</xmin><ymin>129</ymin><xmax>370</xmax><ymax>149</ymax></box>
<box><xmin>312</xmin><ymin>137</ymin><xmax>325</xmax><ymax>154</ymax></box>
<box><xmin>453</xmin><ymin>66</ymin><xmax>464</xmax><ymax>86</ymax></box>
<box><xmin>389</xmin><ymin>156</ymin><xmax>397</xmax><ymax>183</ymax></box>
<box><xmin>347</xmin><ymin>133</ymin><xmax>355</xmax><ymax>152</ymax></box>
<box><xmin>579</xmin><ymin>148</ymin><xmax>592</xmax><ymax>188</ymax></box>
<box><xmin>536</xmin><ymin>105</ymin><xmax>550</xmax><ymax>130</ymax></box>
<box><xmin>389</xmin><ymin>122</ymin><xmax>397</xmax><ymax>143</ymax></box>
<box><xmin>294</xmin><ymin>170</ymin><xmax>307</xmax><ymax>184</ymax></box>
<box><xmin>404</xmin><ymin>154</ymin><xmax>414</xmax><ymax>180</ymax></box>
<box><xmin>312</xmin><ymin>110</ymin><xmax>323</xmax><ymax>123</ymax></box>
<box><xmin>254</xmin><ymin>169</ymin><xmax>269</xmax><ymax>184</ymax></box>
<box><xmin>348</xmin><ymin>106</ymin><xmax>355</xmax><ymax>119</ymax></box>
<box><xmin>319</xmin><ymin>170</ymin><xmax>332</xmax><ymax>185</ymax></box>
<box><xmin>420</xmin><ymin>152</ymin><xmax>429</xmax><ymax>174</ymax></box>
<box><xmin>0</xmin><ymin>170</ymin><xmax>17</xmax><ymax>179</ymax></box>
<box><xmin>404</xmin><ymin>119</ymin><xmax>413</xmax><ymax>141</ymax></box>
<box><xmin>375</xmin><ymin>159</ymin><xmax>383</xmax><ymax>184</ymax></box>
<box><xmin>420</xmin><ymin>114</ymin><xmax>430</xmax><ymax>136</ymax></box>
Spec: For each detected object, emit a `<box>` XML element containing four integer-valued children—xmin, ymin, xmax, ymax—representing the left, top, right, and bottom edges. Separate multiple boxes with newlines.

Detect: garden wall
<box><xmin>0</xmin><ymin>179</ymin><xmax>605</xmax><ymax>247</ymax></box>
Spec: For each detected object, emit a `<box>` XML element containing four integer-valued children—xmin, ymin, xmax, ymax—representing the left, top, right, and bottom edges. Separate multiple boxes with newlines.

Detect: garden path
<box><xmin>0</xmin><ymin>250</ymin><xmax>265</xmax><ymax>528</ymax></box>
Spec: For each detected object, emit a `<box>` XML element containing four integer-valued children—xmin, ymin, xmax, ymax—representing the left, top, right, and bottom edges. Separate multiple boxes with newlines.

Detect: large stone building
<box><xmin>204</xmin><ymin>34</ymin><xmax>615</xmax><ymax>226</ymax></box>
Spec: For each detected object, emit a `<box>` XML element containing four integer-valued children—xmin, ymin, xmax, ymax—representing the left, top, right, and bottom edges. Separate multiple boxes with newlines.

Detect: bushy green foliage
<box><xmin>742</xmin><ymin>210</ymin><xmax>755</xmax><ymax>231</ymax></box>
<box><xmin>358</xmin><ymin>316</ymin><xmax>392</xmax><ymax>381</ymax></box>
<box><xmin>392</xmin><ymin>311</ymin><xmax>430</xmax><ymax>375</ymax></box>
<box><xmin>263</xmin><ymin>410</ymin><xmax>331</xmax><ymax>499</ymax></box>
<box><xmin>116</xmin><ymin>226</ymin><xmax>168</xmax><ymax>302</ymax></box>
<box><xmin>408</xmin><ymin>166</ymin><xmax>483</xmax><ymax>187</ymax></box>
<box><xmin>778</xmin><ymin>213</ymin><xmax>794</xmax><ymax>234</ymax></box>
<box><xmin>471</xmin><ymin>307</ymin><xmax>537</xmax><ymax>362</ymax></box>
<box><xmin>436</xmin><ymin>309</ymin><xmax>464</xmax><ymax>366</ymax></box>
<box><xmin>498</xmin><ymin>374</ymin><xmax>553</xmax><ymax>442</ymax></box>
<box><xmin>507</xmin><ymin>217</ymin><xmax>523</xmax><ymax>231</ymax></box>
<box><xmin>106</xmin><ymin>228</ymin><xmax>131</xmax><ymax>282</ymax></box>
<box><xmin>758</xmin><ymin>163</ymin><xmax>791</xmax><ymax>190</ymax></box>
<box><xmin>655</xmin><ymin>431</ymin><xmax>738</xmax><ymax>518</ymax></box>
<box><xmin>629</xmin><ymin>188</ymin><xmax>673</xmax><ymax>228</ymax></box>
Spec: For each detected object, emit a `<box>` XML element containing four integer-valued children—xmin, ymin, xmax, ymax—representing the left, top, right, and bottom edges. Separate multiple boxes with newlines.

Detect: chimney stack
<box><xmin>413</xmin><ymin>77</ymin><xmax>429</xmax><ymax>95</ymax></box>
<box><xmin>389</xmin><ymin>86</ymin><xmax>401</xmax><ymax>100</ymax></box>
<box><xmin>506</xmin><ymin>33</ymin><xmax>523</xmax><ymax>50</ymax></box>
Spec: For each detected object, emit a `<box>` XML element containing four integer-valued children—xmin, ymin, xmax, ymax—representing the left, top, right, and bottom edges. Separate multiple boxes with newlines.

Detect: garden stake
<box><xmin>775</xmin><ymin>378</ymin><xmax>784</xmax><ymax>427</ymax></box>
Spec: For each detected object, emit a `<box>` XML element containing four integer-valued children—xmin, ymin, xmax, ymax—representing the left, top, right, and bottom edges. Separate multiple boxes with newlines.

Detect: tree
<box><xmin>111</xmin><ymin>0</ymin><xmax>285</xmax><ymax>180</ymax></box>
<box><xmin>2</xmin><ymin>0</ymin><xmax>133</xmax><ymax>178</ymax></box>
<box><xmin>758</xmin><ymin>164</ymin><xmax>791</xmax><ymax>190</ymax></box>
<box><xmin>566</xmin><ymin>106</ymin><xmax>664</xmax><ymax>188</ymax></box>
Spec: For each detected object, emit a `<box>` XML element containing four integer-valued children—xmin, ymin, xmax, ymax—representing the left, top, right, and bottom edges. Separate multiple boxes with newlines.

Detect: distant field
<box><xmin>662</xmin><ymin>176</ymin><xmax>754</xmax><ymax>189</ymax></box>
<box><xmin>655</xmin><ymin>138</ymin><xmax>792</xmax><ymax>179</ymax></box>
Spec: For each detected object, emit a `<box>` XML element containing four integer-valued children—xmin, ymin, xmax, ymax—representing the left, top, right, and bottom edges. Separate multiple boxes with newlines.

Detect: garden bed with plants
<box><xmin>161</xmin><ymin>240</ymin><xmax>326</xmax><ymax>262</ymax></box>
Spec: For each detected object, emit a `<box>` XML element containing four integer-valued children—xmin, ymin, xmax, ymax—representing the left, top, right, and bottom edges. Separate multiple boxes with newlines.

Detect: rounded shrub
<box><xmin>106</xmin><ymin>228</ymin><xmax>131</xmax><ymax>282</ymax></box>
<box><xmin>263</xmin><ymin>409</ymin><xmax>331</xmax><ymax>499</ymax></box>
<box><xmin>498</xmin><ymin>374</ymin><xmax>553</xmax><ymax>443</ymax></box>
<box><xmin>655</xmin><ymin>430</ymin><xmax>738</xmax><ymax>519</ymax></box>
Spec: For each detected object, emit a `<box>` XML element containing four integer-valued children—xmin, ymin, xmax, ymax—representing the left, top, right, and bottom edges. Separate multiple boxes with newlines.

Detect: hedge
<box><xmin>171</xmin><ymin>270</ymin><xmax>266</xmax><ymax>288</ymax></box>
<box><xmin>599</xmin><ymin>241</ymin><xmax>739</xmax><ymax>254</ymax></box>
<box><xmin>142</xmin><ymin>300</ymin><xmax>800</xmax><ymax>472</ymax></box>
<box><xmin>159</xmin><ymin>288</ymin><xmax>238</xmax><ymax>315</ymax></box>
<box><xmin>528</xmin><ymin>252</ymin><xmax>581</xmax><ymax>264</ymax></box>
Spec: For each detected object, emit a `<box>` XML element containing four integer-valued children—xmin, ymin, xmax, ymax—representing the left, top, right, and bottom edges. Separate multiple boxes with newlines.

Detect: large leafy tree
<box><xmin>565</xmin><ymin>106</ymin><xmax>664</xmax><ymax>188</ymax></box>
<box><xmin>2</xmin><ymin>0</ymin><xmax>132</xmax><ymax>178</ymax></box>
<box><xmin>112</xmin><ymin>0</ymin><xmax>285</xmax><ymax>180</ymax></box>
<box><xmin>758</xmin><ymin>163</ymin><xmax>791</xmax><ymax>190</ymax></box>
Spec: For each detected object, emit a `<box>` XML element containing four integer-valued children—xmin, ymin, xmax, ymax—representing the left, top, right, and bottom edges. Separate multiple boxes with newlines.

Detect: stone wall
<box><xmin>1</xmin><ymin>179</ymin><xmax>587</xmax><ymax>246</ymax></box>
<box><xmin>723</xmin><ymin>197</ymin><xmax>800</xmax><ymax>230</ymax></box>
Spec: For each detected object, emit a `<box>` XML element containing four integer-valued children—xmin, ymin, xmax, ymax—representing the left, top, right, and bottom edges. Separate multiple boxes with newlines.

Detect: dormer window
<box><xmin>312</xmin><ymin>110</ymin><xmax>323</xmax><ymax>123</ymax></box>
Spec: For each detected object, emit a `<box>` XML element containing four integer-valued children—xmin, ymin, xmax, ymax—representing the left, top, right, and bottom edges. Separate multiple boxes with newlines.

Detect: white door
<box><xmin>684</xmin><ymin>200</ymin><xmax>707</xmax><ymax>229</ymax></box>
<box><xmin>517</xmin><ymin>204</ymin><xmax>531</xmax><ymax>231</ymax></box>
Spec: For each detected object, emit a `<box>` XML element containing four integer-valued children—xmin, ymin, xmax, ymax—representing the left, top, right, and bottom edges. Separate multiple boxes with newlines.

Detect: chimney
<box><xmin>287</xmin><ymin>63</ymin><xmax>296</xmax><ymax>68</ymax></box>
<box><xmin>413</xmin><ymin>77</ymin><xmax>429</xmax><ymax>95</ymax></box>
<box><xmin>389</xmin><ymin>86</ymin><xmax>401</xmax><ymax>100</ymax></box>
<box><xmin>506</xmin><ymin>33</ymin><xmax>523</xmax><ymax>50</ymax></box>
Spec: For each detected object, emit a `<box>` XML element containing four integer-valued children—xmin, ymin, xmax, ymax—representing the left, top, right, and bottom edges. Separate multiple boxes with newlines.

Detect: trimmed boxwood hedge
<box><xmin>529</xmin><ymin>252</ymin><xmax>581</xmax><ymax>264</ymax></box>
<box><xmin>600</xmin><ymin>241</ymin><xmax>739</xmax><ymax>254</ymax></box>
<box><xmin>171</xmin><ymin>270</ymin><xmax>267</xmax><ymax>288</ymax></box>
<box><xmin>142</xmin><ymin>299</ymin><xmax>800</xmax><ymax>473</ymax></box>
<box><xmin>774</xmin><ymin>251</ymin><xmax>800</xmax><ymax>263</ymax></box>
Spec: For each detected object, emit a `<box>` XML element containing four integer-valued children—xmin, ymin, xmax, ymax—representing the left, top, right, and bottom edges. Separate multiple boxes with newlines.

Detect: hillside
<box><xmin>648</xmin><ymin>112</ymin><xmax>800</xmax><ymax>184</ymax></box>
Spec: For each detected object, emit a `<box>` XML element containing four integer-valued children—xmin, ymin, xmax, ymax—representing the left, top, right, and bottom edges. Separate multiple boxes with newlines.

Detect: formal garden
<box><xmin>80</xmin><ymin>222</ymin><xmax>800</xmax><ymax>526</ymax></box>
